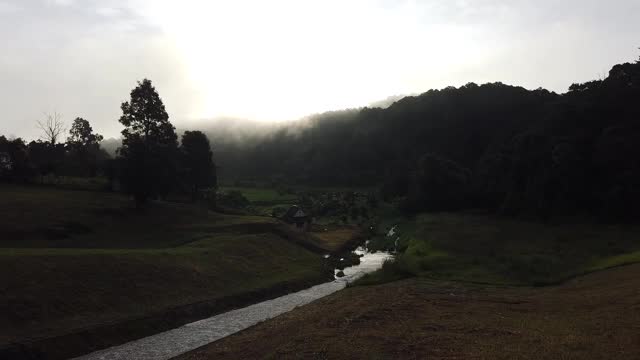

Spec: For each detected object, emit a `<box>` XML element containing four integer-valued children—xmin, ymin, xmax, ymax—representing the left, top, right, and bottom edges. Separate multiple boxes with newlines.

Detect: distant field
<box><xmin>1</xmin><ymin>184</ymin><xmax>275</xmax><ymax>248</ymax></box>
<box><xmin>362</xmin><ymin>212</ymin><xmax>640</xmax><ymax>286</ymax></box>
<box><xmin>35</xmin><ymin>175</ymin><xmax>109</xmax><ymax>191</ymax></box>
<box><xmin>310</xmin><ymin>225</ymin><xmax>363</xmax><ymax>253</ymax></box>
<box><xmin>0</xmin><ymin>185</ymin><xmax>329</xmax><ymax>352</ymax></box>
<box><xmin>220</xmin><ymin>187</ymin><xmax>297</xmax><ymax>205</ymax></box>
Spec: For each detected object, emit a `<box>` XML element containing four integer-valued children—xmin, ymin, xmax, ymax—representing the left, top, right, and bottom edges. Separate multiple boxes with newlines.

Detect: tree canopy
<box><xmin>117</xmin><ymin>79</ymin><xmax>178</xmax><ymax>204</ymax></box>
<box><xmin>67</xmin><ymin>118</ymin><xmax>103</xmax><ymax>148</ymax></box>
<box><xmin>208</xmin><ymin>57</ymin><xmax>640</xmax><ymax>220</ymax></box>
<box><xmin>180</xmin><ymin>130</ymin><xmax>217</xmax><ymax>198</ymax></box>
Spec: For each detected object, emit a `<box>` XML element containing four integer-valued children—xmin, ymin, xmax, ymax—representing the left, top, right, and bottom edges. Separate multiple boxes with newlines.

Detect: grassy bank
<box><xmin>0</xmin><ymin>185</ymin><xmax>331</xmax><ymax>356</ymax></box>
<box><xmin>219</xmin><ymin>185</ymin><xmax>368</xmax><ymax>253</ymax></box>
<box><xmin>220</xmin><ymin>186</ymin><xmax>297</xmax><ymax>205</ymax></box>
<box><xmin>360</xmin><ymin>212</ymin><xmax>640</xmax><ymax>286</ymax></box>
<box><xmin>1</xmin><ymin>184</ymin><xmax>276</xmax><ymax>248</ymax></box>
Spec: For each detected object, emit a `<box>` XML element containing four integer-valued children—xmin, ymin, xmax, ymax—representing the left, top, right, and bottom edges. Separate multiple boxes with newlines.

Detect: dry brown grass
<box><xmin>310</xmin><ymin>225</ymin><xmax>362</xmax><ymax>252</ymax></box>
<box><xmin>179</xmin><ymin>264</ymin><xmax>640</xmax><ymax>360</ymax></box>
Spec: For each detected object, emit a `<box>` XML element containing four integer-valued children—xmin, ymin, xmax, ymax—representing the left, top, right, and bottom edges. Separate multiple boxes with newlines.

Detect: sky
<box><xmin>1</xmin><ymin>0</ymin><xmax>639</xmax><ymax>140</ymax></box>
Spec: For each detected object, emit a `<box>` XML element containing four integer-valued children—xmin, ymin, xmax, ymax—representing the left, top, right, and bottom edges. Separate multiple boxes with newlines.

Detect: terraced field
<box><xmin>0</xmin><ymin>185</ymin><xmax>330</xmax><ymax>359</ymax></box>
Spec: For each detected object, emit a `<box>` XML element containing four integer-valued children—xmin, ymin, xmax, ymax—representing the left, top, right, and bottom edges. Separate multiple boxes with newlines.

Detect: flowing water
<box><xmin>75</xmin><ymin>247</ymin><xmax>392</xmax><ymax>360</ymax></box>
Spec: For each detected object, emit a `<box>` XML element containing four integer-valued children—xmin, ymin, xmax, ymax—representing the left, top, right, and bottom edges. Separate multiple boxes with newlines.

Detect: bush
<box><xmin>216</xmin><ymin>190</ymin><xmax>250</xmax><ymax>209</ymax></box>
<box><xmin>351</xmin><ymin>257</ymin><xmax>414</xmax><ymax>286</ymax></box>
<box><xmin>271</xmin><ymin>206</ymin><xmax>288</xmax><ymax>218</ymax></box>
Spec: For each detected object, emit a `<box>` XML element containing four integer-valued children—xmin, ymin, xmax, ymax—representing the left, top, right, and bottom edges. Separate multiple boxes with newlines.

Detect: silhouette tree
<box><xmin>67</xmin><ymin>118</ymin><xmax>103</xmax><ymax>148</ymax></box>
<box><xmin>66</xmin><ymin>118</ymin><xmax>106</xmax><ymax>177</ymax></box>
<box><xmin>118</xmin><ymin>79</ymin><xmax>178</xmax><ymax>205</ymax></box>
<box><xmin>27</xmin><ymin>140</ymin><xmax>64</xmax><ymax>181</ymax></box>
<box><xmin>180</xmin><ymin>130</ymin><xmax>217</xmax><ymax>200</ymax></box>
<box><xmin>0</xmin><ymin>136</ymin><xmax>33</xmax><ymax>182</ymax></box>
<box><xmin>37</xmin><ymin>112</ymin><xmax>65</xmax><ymax>146</ymax></box>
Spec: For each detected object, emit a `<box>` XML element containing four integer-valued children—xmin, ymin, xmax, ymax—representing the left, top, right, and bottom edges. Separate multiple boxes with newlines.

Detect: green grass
<box><xmin>35</xmin><ymin>175</ymin><xmax>109</xmax><ymax>191</ymax></box>
<box><xmin>358</xmin><ymin>212</ymin><xmax>640</xmax><ymax>286</ymax></box>
<box><xmin>0</xmin><ymin>184</ymin><xmax>328</xmax><ymax>346</ymax></box>
<box><xmin>220</xmin><ymin>187</ymin><xmax>298</xmax><ymax>205</ymax></box>
<box><xmin>1</xmin><ymin>184</ymin><xmax>275</xmax><ymax>248</ymax></box>
<box><xmin>588</xmin><ymin>250</ymin><xmax>640</xmax><ymax>272</ymax></box>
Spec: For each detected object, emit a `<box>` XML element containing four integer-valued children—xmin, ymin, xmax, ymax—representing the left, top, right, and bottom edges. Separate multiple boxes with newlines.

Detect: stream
<box><xmin>74</xmin><ymin>246</ymin><xmax>392</xmax><ymax>360</ymax></box>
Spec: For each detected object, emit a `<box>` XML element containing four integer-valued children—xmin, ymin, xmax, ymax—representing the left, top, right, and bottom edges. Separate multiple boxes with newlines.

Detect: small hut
<box><xmin>283</xmin><ymin>205</ymin><xmax>312</xmax><ymax>230</ymax></box>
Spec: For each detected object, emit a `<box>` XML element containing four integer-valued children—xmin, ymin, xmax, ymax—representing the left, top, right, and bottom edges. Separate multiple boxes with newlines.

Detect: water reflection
<box><xmin>335</xmin><ymin>246</ymin><xmax>393</xmax><ymax>281</ymax></box>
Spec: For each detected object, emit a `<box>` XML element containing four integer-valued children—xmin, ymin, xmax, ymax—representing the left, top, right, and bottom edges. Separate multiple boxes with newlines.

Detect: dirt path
<box><xmin>178</xmin><ymin>264</ymin><xmax>640</xmax><ymax>359</ymax></box>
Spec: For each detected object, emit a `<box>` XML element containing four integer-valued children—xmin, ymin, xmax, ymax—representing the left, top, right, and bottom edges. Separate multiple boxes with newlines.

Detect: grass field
<box><xmin>1</xmin><ymin>184</ymin><xmax>277</xmax><ymax>248</ymax></box>
<box><xmin>310</xmin><ymin>225</ymin><xmax>363</xmax><ymax>253</ymax></box>
<box><xmin>220</xmin><ymin>187</ymin><xmax>297</xmax><ymax>205</ymax></box>
<box><xmin>361</xmin><ymin>212</ymin><xmax>640</xmax><ymax>286</ymax></box>
<box><xmin>174</xmin><ymin>208</ymin><xmax>640</xmax><ymax>359</ymax></box>
<box><xmin>180</xmin><ymin>263</ymin><xmax>640</xmax><ymax>359</ymax></box>
<box><xmin>0</xmin><ymin>185</ymin><xmax>329</xmax><ymax>350</ymax></box>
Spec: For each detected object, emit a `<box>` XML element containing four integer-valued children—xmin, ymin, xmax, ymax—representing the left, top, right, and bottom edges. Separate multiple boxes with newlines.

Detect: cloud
<box><xmin>0</xmin><ymin>0</ymin><xmax>639</xmax><ymax>140</ymax></box>
<box><xmin>47</xmin><ymin>0</ymin><xmax>75</xmax><ymax>6</ymax></box>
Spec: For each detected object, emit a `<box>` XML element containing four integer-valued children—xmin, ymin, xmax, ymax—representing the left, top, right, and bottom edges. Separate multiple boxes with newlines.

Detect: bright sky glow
<box><xmin>0</xmin><ymin>0</ymin><xmax>639</xmax><ymax>138</ymax></box>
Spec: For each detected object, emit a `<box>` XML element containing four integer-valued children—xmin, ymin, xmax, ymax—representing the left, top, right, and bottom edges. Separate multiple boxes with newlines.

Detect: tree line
<box><xmin>210</xmin><ymin>56</ymin><xmax>640</xmax><ymax>221</ymax></box>
<box><xmin>0</xmin><ymin>79</ymin><xmax>217</xmax><ymax>206</ymax></box>
<box><xmin>3</xmin><ymin>55</ymin><xmax>639</xmax><ymax>220</ymax></box>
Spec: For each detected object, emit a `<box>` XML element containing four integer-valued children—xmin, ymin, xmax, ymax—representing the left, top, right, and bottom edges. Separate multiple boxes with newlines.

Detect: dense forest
<box><xmin>212</xmin><ymin>57</ymin><xmax>640</xmax><ymax>220</ymax></box>
<box><xmin>2</xmin><ymin>57</ymin><xmax>639</xmax><ymax>220</ymax></box>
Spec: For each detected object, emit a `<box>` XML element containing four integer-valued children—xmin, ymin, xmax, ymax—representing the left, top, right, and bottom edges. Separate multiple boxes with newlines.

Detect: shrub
<box><xmin>216</xmin><ymin>190</ymin><xmax>250</xmax><ymax>209</ymax></box>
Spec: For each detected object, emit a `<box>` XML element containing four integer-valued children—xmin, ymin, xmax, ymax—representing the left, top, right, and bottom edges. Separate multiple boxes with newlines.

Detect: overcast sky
<box><xmin>1</xmin><ymin>0</ymin><xmax>639</xmax><ymax>140</ymax></box>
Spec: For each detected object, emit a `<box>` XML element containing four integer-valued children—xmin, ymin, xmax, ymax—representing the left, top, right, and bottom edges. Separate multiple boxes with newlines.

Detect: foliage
<box><xmin>361</xmin><ymin>213</ymin><xmax>640</xmax><ymax>286</ymax></box>
<box><xmin>404</xmin><ymin>153</ymin><xmax>471</xmax><ymax>212</ymax></box>
<box><xmin>27</xmin><ymin>140</ymin><xmax>65</xmax><ymax>178</ymax></box>
<box><xmin>180</xmin><ymin>130</ymin><xmax>217</xmax><ymax>198</ymax></box>
<box><xmin>65</xmin><ymin>118</ymin><xmax>108</xmax><ymax>177</ymax></box>
<box><xmin>117</xmin><ymin>79</ymin><xmax>179</xmax><ymax>204</ymax></box>
<box><xmin>67</xmin><ymin>117</ymin><xmax>104</xmax><ymax>147</ymax></box>
<box><xmin>0</xmin><ymin>136</ymin><xmax>33</xmax><ymax>181</ymax></box>
<box><xmin>208</xmin><ymin>56</ymin><xmax>640</xmax><ymax>221</ymax></box>
<box><xmin>351</xmin><ymin>257</ymin><xmax>413</xmax><ymax>286</ymax></box>
<box><xmin>1</xmin><ymin>119</ymin><xmax>110</xmax><ymax>182</ymax></box>
<box><xmin>216</xmin><ymin>190</ymin><xmax>251</xmax><ymax>209</ymax></box>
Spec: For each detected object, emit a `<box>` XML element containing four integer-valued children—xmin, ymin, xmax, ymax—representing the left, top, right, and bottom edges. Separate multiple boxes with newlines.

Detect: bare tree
<box><xmin>37</xmin><ymin>112</ymin><xmax>66</xmax><ymax>145</ymax></box>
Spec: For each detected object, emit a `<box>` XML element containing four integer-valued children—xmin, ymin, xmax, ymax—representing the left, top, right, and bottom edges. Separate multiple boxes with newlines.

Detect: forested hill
<box><xmin>222</xmin><ymin>84</ymin><xmax>555</xmax><ymax>184</ymax></box>
<box><xmin>216</xmin><ymin>58</ymin><xmax>640</xmax><ymax>220</ymax></box>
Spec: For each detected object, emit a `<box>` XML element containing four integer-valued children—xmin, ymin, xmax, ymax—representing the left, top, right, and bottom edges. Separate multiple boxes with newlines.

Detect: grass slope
<box><xmin>1</xmin><ymin>184</ymin><xmax>275</xmax><ymax>248</ymax></box>
<box><xmin>362</xmin><ymin>212</ymin><xmax>640</xmax><ymax>286</ymax></box>
<box><xmin>0</xmin><ymin>185</ymin><xmax>329</xmax><ymax>349</ymax></box>
<box><xmin>220</xmin><ymin>187</ymin><xmax>297</xmax><ymax>205</ymax></box>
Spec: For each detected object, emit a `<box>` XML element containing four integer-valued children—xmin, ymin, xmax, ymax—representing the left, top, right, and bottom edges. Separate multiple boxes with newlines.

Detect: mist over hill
<box><xmin>94</xmin><ymin>56</ymin><xmax>640</xmax><ymax>221</ymax></box>
<box><xmin>205</xmin><ymin>58</ymin><xmax>640</xmax><ymax>221</ymax></box>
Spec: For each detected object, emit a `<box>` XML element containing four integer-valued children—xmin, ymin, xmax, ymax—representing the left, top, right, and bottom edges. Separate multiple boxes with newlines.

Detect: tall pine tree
<box><xmin>118</xmin><ymin>79</ymin><xmax>178</xmax><ymax>205</ymax></box>
<box><xmin>180</xmin><ymin>130</ymin><xmax>217</xmax><ymax>200</ymax></box>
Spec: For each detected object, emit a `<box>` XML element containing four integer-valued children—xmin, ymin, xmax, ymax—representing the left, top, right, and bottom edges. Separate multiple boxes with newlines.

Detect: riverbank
<box><xmin>1</xmin><ymin>274</ymin><xmax>329</xmax><ymax>360</ymax></box>
<box><xmin>363</xmin><ymin>212</ymin><xmax>640</xmax><ymax>286</ymax></box>
<box><xmin>74</xmin><ymin>249</ymin><xmax>391</xmax><ymax>360</ymax></box>
<box><xmin>0</xmin><ymin>185</ymin><xmax>334</xmax><ymax>359</ymax></box>
<box><xmin>179</xmin><ymin>263</ymin><xmax>640</xmax><ymax>359</ymax></box>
